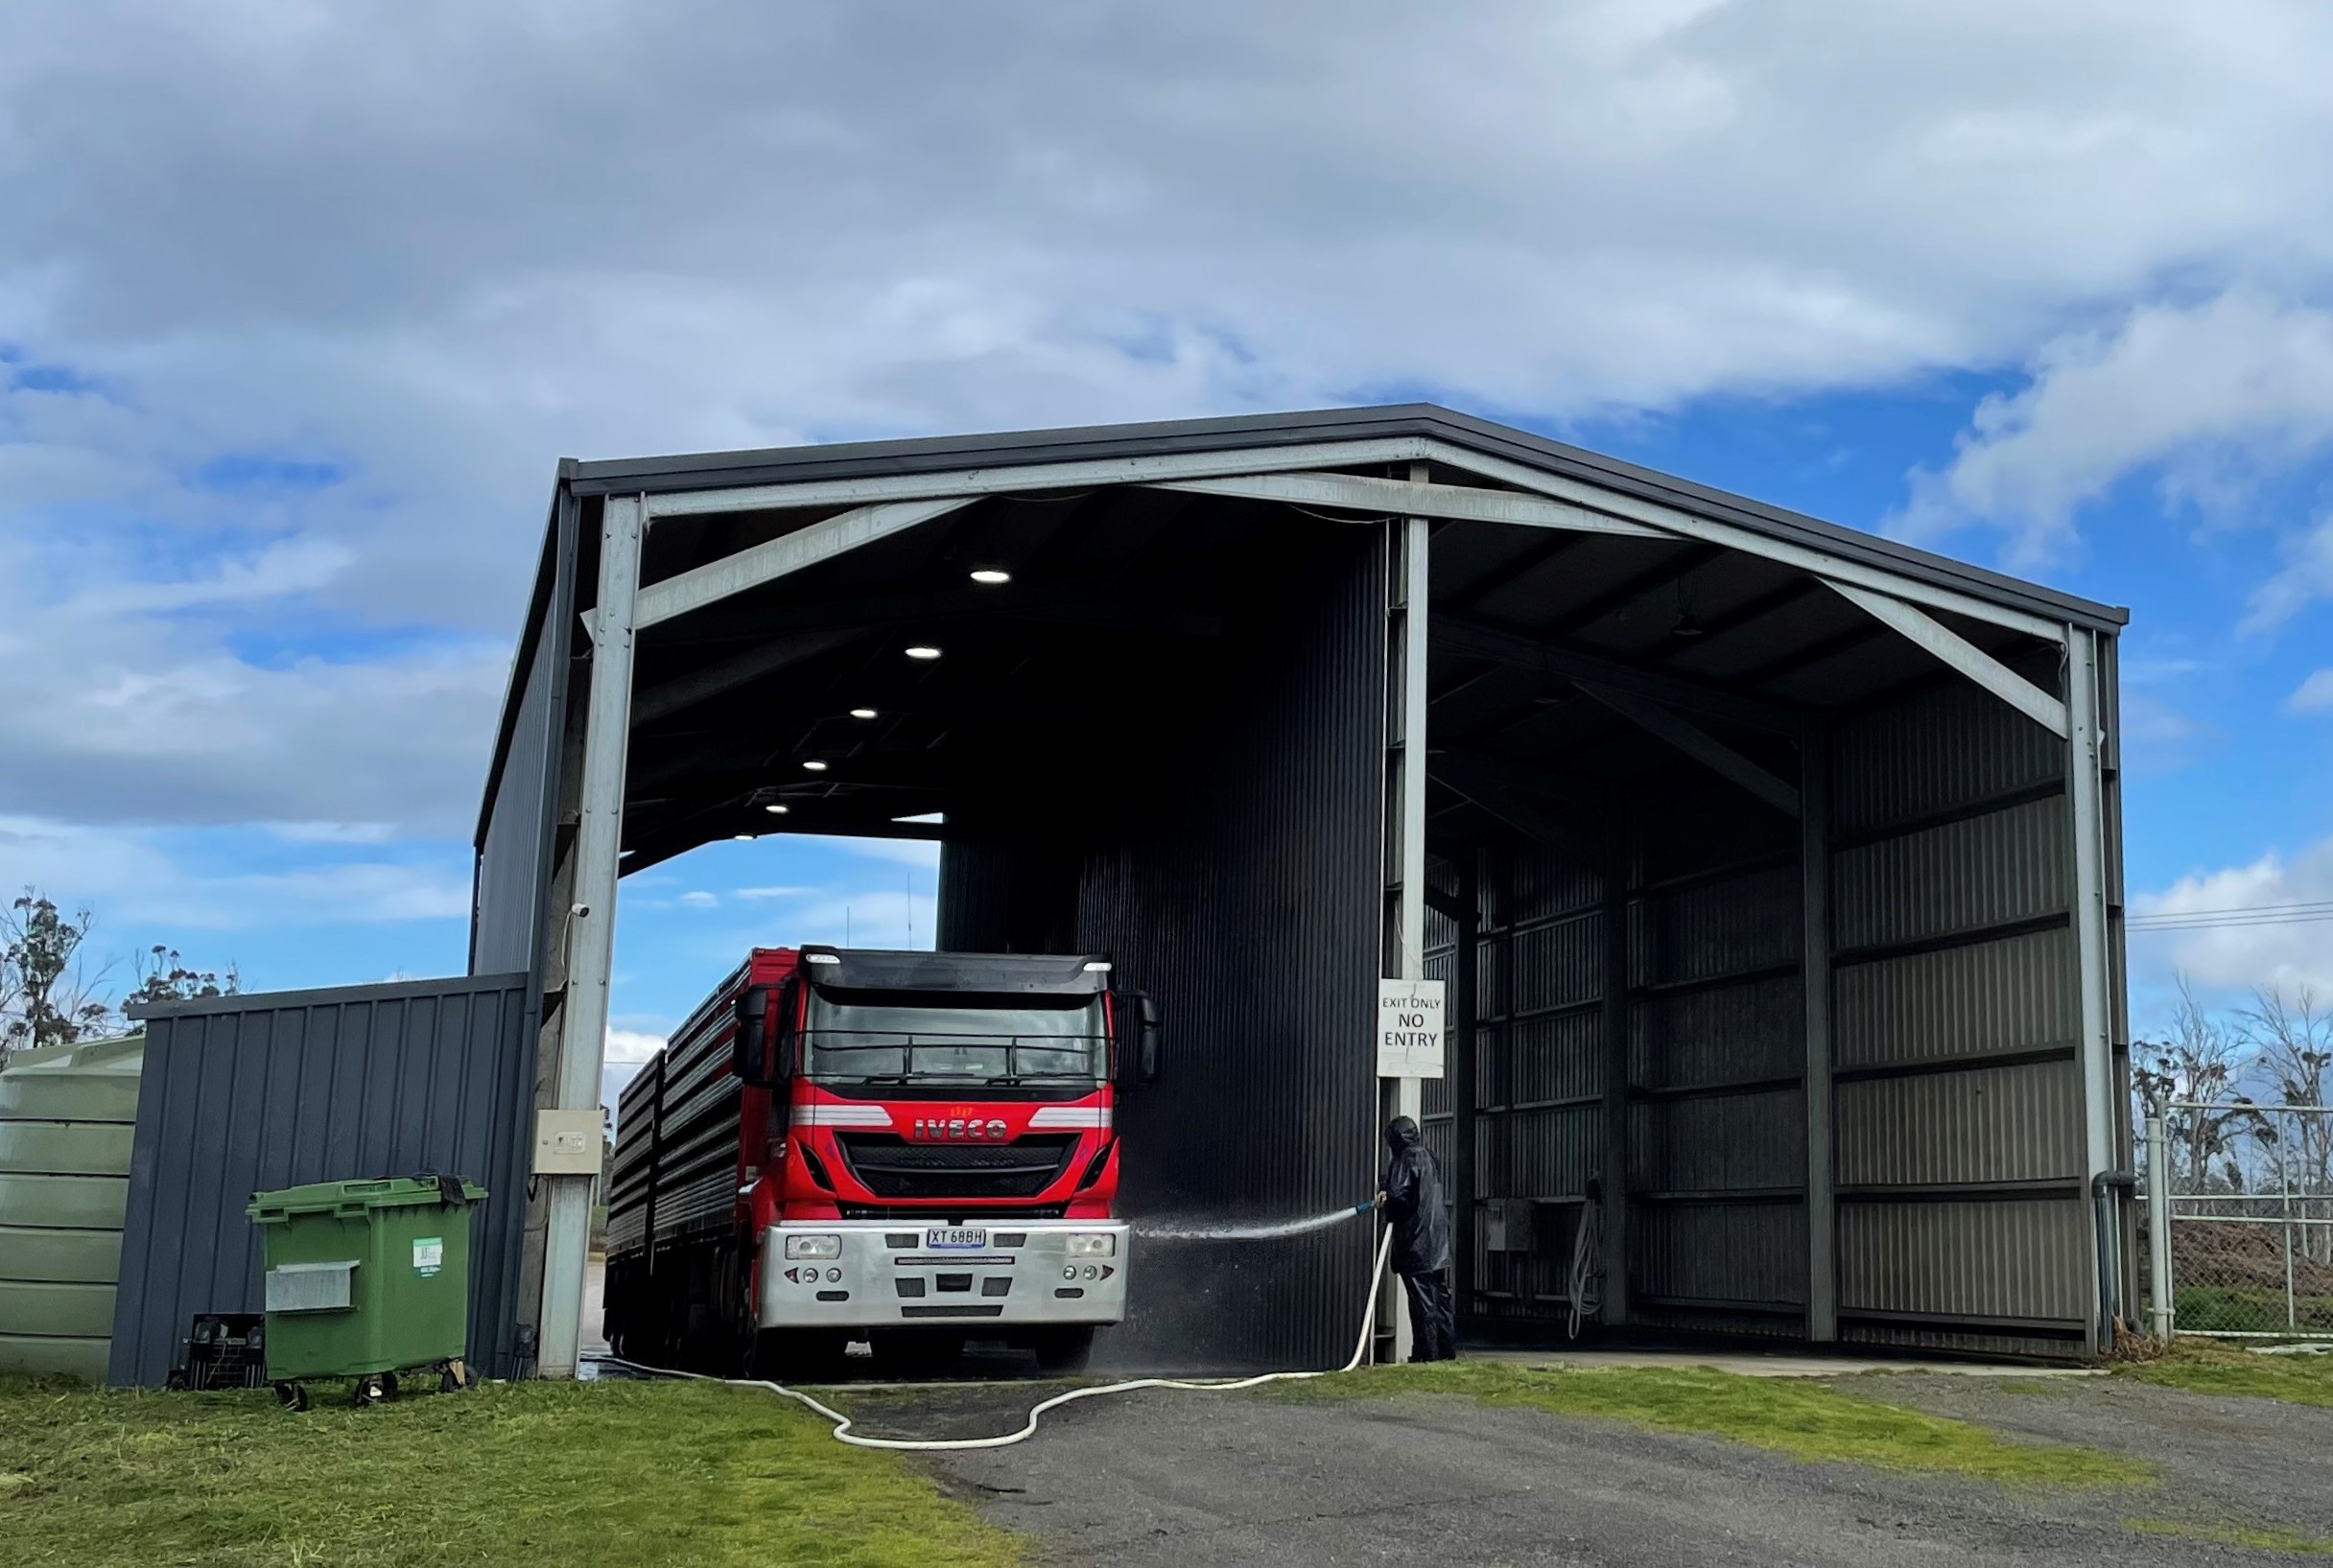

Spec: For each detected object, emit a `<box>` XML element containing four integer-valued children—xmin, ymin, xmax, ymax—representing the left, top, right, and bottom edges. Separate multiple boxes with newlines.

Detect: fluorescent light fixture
<box><xmin>969</xmin><ymin>568</ymin><xmax>1011</xmax><ymax>585</ymax></box>
<box><xmin>849</xmin><ymin>707</ymin><xmax>878</xmax><ymax>719</ymax></box>
<box><xmin>733</xmin><ymin>833</ymin><xmax>754</xmax><ymax>841</ymax></box>
<box><xmin>802</xmin><ymin>760</ymin><xmax>828</xmax><ymax>771</ymax></box>
<box><xmin>806</xmin><ymin>952</ymin><xmax>841</xmax><ymax>965</ymax></box>
<box><xmin>1081</xmin><ymin>961</ymin><xmax>1113</xmax><ymax>972</ymax></box>
<box><xmin>892</xmin><ymin>811</ymin><xmax>945</xmax><ymax>825</ymax></box>
<box><xmin>764</xmin><ymin>803</ymin><xmax>789</xmax><ymax>814</ymax></box>
<box><xmin>904</xmin><ymin>644</ymin><xmax>942</xmax><ymax>660</ymax></box>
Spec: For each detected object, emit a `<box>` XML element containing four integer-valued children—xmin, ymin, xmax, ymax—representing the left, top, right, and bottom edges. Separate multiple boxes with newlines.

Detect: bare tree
<box><xmin>0</xmin><ymin>891</ymin><xmax>116</xmax><ymax>1070</ymax></box>
<box><xmin>2133</xmin><ymin>975</ymin><xmax>2256</xmax><ymax>1193</ymax></box>
<box><xmin>2239</xmin><ymin>985</ymin><xmax>2333</xmax><ymax>1261</ymax></box>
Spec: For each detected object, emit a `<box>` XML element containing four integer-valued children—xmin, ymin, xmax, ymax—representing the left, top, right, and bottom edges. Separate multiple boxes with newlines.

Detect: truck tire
<box><xmin>1031</xmin><ymin>1326</ymin><xmax>1095</xmax><ymax>1376</ymax></box>
<box><xmin>749</xmin><ymin>1329</ymin><xmax>844</xmax><ymax>1385</ymax></box>
<box><xmin>870</xmin><ymin>1331</ymin><xmax>963</xmax><ymax>1379</ymax></box>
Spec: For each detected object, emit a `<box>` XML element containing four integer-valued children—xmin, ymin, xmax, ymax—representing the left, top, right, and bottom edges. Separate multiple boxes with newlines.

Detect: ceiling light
<box><xmin>802</xmin><ymin>760</ymin><xmax>829</xmax><ymax>771</ymax></box>
<box><xmin>969</xmin><ymin>568</ymin><xmax>1012</xmax><ymax>585</ymax></box>
<box><xmin>733</xmin><ymin>833</ymin><xmax>754</xmax><ymax>842</ymax></box>
<box><xmin>765</xmin><ymin>803</ymin><xmax>789</xmax><ymax>814</ymax></box>
<box><xmin>904</xmin><ymin>644</ymin><xmax>942</xmax><ymax>660</ymax></box>
<box><xmin>849</xmin><ymin>707</ymin><xmax>878</xmax><ymax>719</ymax></box>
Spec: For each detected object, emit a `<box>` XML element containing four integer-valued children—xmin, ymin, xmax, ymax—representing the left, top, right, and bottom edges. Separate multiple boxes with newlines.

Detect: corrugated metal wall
<box><xmin>1626</xmin><ymin>785</ymin><xmax>1806</xmax><ymax>1335</ymax></box>
<box><xmin>1456</xmin><ymin>838</ymin><xmax>1614</xmax><ymax>1324</ymax></box>
<box><xmin>1828</xmin><ymin>663</ymin><xmax>2090</xmax><ymax>1355</ymax></box>
<box><xmin>108</xmin><ymin>975</ymin><xmax>533</xmax><ymax>1387</ymax></box>
<box><xmin>472</xmin><ymin>494</ymin><xmax>575</xmax><ymax>980</ymax></box>
<box><xmin>941</xmin><ymin>525</ymin><xmax>1385</xmax><ymax>1372</ymax></box>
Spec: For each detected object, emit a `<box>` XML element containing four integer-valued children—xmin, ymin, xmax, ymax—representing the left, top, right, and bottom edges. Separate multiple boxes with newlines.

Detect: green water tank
<box><xmin>0</xmin><ymin>1035</ymin><xmax>144</xmax><ymax>1381</ymax></box>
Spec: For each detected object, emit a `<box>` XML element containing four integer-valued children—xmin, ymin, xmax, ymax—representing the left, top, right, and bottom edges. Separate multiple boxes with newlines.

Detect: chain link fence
<box><xmin>2147</xmin><ymin>1100</ymin><xmax>2333</xmax><ymax>1338</ymax></box>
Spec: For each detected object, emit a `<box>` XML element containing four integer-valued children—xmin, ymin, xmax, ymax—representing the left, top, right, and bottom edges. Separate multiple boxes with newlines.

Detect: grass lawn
<box><xmin>2116</xmin><ymin>1339</ymin><xmax>2333</xmax><ymax>1408</ymax></box>
<box><xmin>1277</xmin><ymin>1361</ymin><xmax>2148</xmax><ymax>1487</ymax></box>
<box><xmin>0</xmin><ymin>1374</ymin><xmax>1018</xmax><ymax>1568</ymax></box>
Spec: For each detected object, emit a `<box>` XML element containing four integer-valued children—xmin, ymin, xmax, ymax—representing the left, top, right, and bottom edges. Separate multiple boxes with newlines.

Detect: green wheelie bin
<box><xmin>246</xmin><ymin>1174</ymin><xmax>485</xmax><ymax>1409</ymax></box>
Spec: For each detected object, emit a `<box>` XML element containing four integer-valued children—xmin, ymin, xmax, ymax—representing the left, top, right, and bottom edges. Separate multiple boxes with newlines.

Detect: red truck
<box><xmin>603</xmin><ymin>946</ymin><xmax>1159</xmax><ymax>1377</ymax></box>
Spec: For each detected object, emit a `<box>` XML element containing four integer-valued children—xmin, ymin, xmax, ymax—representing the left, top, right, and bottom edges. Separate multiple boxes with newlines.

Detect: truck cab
<box><xmin>605</xmin><ymin>946</ymin><xmax>1159</xmax><ymax>1379</ymax></box>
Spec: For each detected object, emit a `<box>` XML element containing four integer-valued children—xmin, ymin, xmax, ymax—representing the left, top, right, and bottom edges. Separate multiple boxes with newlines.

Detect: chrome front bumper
<box><xmin>757</xmin><ymin>1220</ymin><xmax>1129</xmax><ymax>1331</ymax></box>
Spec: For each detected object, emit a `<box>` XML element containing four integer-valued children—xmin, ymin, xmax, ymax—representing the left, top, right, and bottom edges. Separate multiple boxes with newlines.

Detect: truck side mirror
<box><xmin>731</xmin><ymin>985</ymin><xmax>772</xmax><ymax>1085</ymax></box>
<box><xmin>1114</xmin><ymin>991</ymin><xmax>1162</xmax><ymax>1088</ymax></box>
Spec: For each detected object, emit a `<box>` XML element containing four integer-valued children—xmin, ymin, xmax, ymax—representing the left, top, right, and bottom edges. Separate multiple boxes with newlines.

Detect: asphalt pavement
<box><xmin>865</xmin><ymin>1371</ymin><xmax>2333</xmax><ymax>1566</ymax></box>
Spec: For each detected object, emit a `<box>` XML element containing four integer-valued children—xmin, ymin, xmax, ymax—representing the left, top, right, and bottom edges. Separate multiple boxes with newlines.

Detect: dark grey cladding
<box><xmin>109</xmin><ymin>974</ymin><xmax>533</xmax><ymax>1387</ymax></box>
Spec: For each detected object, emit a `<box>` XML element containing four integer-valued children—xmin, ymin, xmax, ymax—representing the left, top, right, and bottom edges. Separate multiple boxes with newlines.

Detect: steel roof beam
<box><xmin>1411</xmin><ymin>439</ymin><xmax>2067</xmax><ymax>642</ymax></box>
<box><xmin>1146</xmin><ymin>472</ymin><xmax>1661</xmax><ymax>538</ymax></box>
<box><xmin>1427</xmin><ymin>755</ymin><xmax>1605</xmax><ymax>866</ymax></box>
<box><xmin>641</xmin><ymin>437</ymin><xmax>1438</xmax><ymax>519</ymax></box>
<box><xmin>1431</xmin><ymin>613</ymin><xmax>1809</xmax><ymax>735</ymax></box>
<box><xmin>1573</xmin><ymin>683</ymin><xmax>1802</xmax><ymax>818</ymax></box>
<box><xmin>1823</xmin><ymin>580</ymin><xmax>2069</xmax><ymax>737</ymax></box>
<box><xmin>630</xmin><ymin>496</ymin><xmax>973</xmax><ymax>629</ymax></box>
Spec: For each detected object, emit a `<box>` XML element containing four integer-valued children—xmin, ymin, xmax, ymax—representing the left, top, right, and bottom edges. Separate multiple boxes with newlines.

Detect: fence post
<box><xmin>2146</xmin><ymin>1100</ymin><xmax>2173</xmax><ymax>1342</ymax></box>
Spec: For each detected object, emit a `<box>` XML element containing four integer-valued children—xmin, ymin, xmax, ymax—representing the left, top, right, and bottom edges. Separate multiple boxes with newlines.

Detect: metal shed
<box><xmin>473</xmin><ymin>404</ymin><xmax>2131</xmax><ymax>1374</ymax></box>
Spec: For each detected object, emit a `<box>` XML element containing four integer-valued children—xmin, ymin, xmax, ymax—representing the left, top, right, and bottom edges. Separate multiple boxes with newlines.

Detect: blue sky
<box><xmin>4</xmin><ymin>3</ymin><xmax>2331</xmax><ymax>1095</ymax></box>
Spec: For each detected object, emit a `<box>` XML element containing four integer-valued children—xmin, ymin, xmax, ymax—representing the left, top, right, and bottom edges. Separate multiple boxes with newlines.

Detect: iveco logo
<box><xmin>911</xmin><ymin>1116</ymin><xmax>1008</xmax><ymax>1141</ymax></box>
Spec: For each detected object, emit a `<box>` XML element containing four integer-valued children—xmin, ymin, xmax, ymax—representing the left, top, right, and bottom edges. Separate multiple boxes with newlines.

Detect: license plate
<box><xmin>924</xmin><ymin>1227</ymin><xmax>987</xmax><ymax>1251</ymax></box>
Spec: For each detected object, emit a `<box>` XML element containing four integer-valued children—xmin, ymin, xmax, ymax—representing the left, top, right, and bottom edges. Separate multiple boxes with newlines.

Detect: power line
<box><xmin>2128</xmin><ymin>899</ymin><xmax>2333</xmax><ymax>933</ymax></box>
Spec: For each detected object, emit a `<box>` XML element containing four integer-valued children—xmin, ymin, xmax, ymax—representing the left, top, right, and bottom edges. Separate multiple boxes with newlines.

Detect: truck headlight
<box><xmin>784</xmin><ymin>1234</ymin><xmax>842</xmax><ymax>1261</ymax></box>
<box><xmin>1065</xmin><ymin>1233</ymin><xmax>1116</xmax><ymax>1257</ymax></box>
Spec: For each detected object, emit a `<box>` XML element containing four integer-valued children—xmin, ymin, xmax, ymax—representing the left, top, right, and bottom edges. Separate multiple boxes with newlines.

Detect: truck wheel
<box><xmin>749</xmin><ymin>1330</ymin><xmax>844</xmax><ymax>1385</ymax></box>
<box><xmin>1031</xmin><ymin>1327</ymin><xmax>1095</xmax><ymax>1376</ymax></box>
<box><xmin>870</xmin><ymin>1331</ymin><xmax>963</xmax><ymax>1379</ymax></box>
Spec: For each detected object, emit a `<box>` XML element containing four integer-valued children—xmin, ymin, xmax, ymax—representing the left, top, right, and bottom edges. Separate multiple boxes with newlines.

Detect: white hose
<box><xmin>590</xmin><ymin>1225</ymin><xmax>1395</xmax><ymax>1453</ymax></box>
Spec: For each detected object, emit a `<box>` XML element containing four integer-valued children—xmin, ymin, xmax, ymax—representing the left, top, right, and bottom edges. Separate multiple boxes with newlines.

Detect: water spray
<box><xmin>1135</xmin><ymin>1198</ymin><xmax>1378</xmax><ymax>1242</ymax></box>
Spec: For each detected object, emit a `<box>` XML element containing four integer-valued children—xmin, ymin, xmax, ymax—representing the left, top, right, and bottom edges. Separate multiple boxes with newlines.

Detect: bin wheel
<box><xmin>380</xmin><ymin>1370</ymin><xmax>400</xmax><ymax>1399</ymax></box>
<box><xmin>352</xmin><ymin>1373</ymin><xmax>389</xmax><ymax>1408</ymax></box>
<box><xmin>274</xmin><ymin>1381</ymin><xmax>309</xmax><ymax>1413</ymax></box>
<box><xmin>439</xmin><ymin>1359</ymin><xmax>469</xmax><ymax>1393</ymax></box>
<box><xmin>165</xmin><ymin>1369</ymin><xmax>188</xmax><ymax>1392</ymax></box>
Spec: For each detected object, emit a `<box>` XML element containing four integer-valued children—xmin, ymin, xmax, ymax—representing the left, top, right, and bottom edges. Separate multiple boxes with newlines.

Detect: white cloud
<box><xmin>734</xmin><ymin>886</ymin><xmax>813</xmax><ymax>901</ymax></box>
<box><xmin>603</xmin><ymin>1028</ymin><xmax>667</xmax><ymax>1065</ymax></box>
<box><xmin>0</xmin><ymin>815</ymin><xmax>469</xmax><ymax>930</ymax></box>
<box><xmin>1895</xmin><ymin>293</ymin><xmax>2333</xmax><ymax>568</ymax></box>
<box><xmin>2291</xmin><ymin>668</ymin><xmax>2333</xmax><ymax>713</ymax></box>
<box><xmin>2132</xmin><ymin>838</ymin><xmax>2333</xmax><ymax>995</ymax></box>
<box><xmin>2246</xmin><ymin>512</ymin><xmax>2333</xmax><ymax>633</ymax></box>
<box><xmin>8</xmin><ymin>1</ymin><xmax>2333</xmax><ymax>920</ymax></box>
<box><xmin>675</xmin><ymin>890</ymin><xmax>718</xmax><ymax>909</ymax></box>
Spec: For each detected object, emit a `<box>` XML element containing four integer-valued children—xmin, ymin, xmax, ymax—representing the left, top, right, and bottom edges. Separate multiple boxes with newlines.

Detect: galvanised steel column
<box><xmin>538</xmin><ymin>492</ymin><xmax>643</xmax><ymax>1378</ymax></box>
<box><xmin>2065</xmin><ymin>624</ymin><xmax>2115</xmax><ymax>1354</ymax></box>
<box><xmin>1378</xmin><ymin>492</ymin><xmax>1429</xmax><ymax>1363</ymax></box>
<box><xmin>1802</xmin><ymin>727</ymin><xmax>1837</xmax><ymax>1342</ymax></box>
<box><xmin>2146</xmin><ymin>1101</ymin><xmax>2173</xmax><ymax>1340</ymax></box>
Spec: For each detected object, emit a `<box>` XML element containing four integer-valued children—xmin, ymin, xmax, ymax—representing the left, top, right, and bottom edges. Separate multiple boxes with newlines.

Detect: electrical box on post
<box><xmin>532</xmin><ymin>1109</ymin><xmax>604</xmax><ymax>1177</ymax></box>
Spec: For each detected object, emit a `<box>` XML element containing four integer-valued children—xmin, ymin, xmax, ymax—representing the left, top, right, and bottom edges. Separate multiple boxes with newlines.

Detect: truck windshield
<box><xmin>803</xmin><ymin>994</ymin><xmax>1106</xmax><ymax>1086</ymax></box>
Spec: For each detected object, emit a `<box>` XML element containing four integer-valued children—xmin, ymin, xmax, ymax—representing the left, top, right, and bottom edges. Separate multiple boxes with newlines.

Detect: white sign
<box><xmin>1378</xmin><ymin>978</ymin><xmax>1447</xmax><ymax>1079</ymax></box>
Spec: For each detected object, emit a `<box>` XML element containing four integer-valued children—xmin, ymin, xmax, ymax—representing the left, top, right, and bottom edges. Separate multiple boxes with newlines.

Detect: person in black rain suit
<box><xmin>1379</xmin><ymin>1115</ymin><xmax>1456</xmax><ymax>1362</ymax></box>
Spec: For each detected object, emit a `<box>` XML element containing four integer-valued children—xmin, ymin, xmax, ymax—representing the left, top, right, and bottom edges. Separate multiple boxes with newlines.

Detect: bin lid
<box><xmin>246</xmin><ymin>1175</ymin><xmax>487</xmax><ymax>1223</ymax></box>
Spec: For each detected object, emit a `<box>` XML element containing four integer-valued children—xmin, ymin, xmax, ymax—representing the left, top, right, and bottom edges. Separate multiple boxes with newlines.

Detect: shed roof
<box><xmin>563</xmin><ymin>403</ymin><xmax>2126</xmax><ymax>632</ymax></box>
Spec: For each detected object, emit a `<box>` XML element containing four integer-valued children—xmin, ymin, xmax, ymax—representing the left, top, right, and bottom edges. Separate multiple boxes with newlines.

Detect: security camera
<box><xmin>572</xmin><ymin>903</ymin><xmax>592</xmax><ymax>919</ymax></box>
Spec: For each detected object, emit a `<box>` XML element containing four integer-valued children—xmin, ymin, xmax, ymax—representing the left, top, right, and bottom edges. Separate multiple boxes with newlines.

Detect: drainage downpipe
<box><xmin>2091</xmin><ymin>1169</ymin><xmax>2137</xmax><ymax>1351</ymax></box>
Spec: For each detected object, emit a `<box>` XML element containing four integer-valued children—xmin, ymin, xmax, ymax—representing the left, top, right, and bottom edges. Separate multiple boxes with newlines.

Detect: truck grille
<box><xmin>834</xmin><ymin>1133</ymin><xmax>1075</xmax><ymax>1199</ymax></box>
